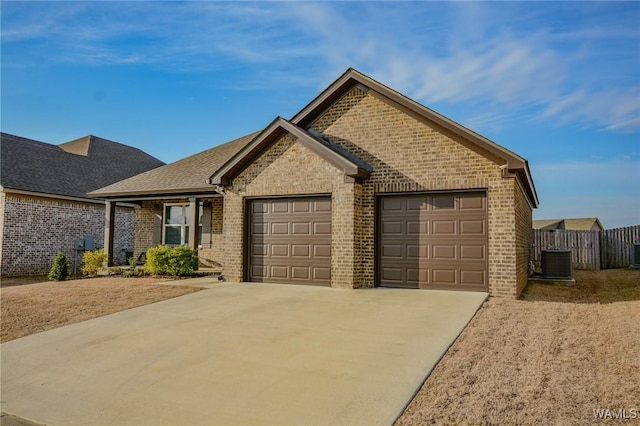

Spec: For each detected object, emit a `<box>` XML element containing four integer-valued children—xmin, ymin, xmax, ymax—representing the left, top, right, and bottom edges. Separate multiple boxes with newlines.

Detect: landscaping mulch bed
<box><xmin>396</xmin><ymin>269</ymin><xmax>640</xmax><ymax>425</ymax></box>
<box><xmin>0</xmin><ymin>276</ymin><xmax>201</xmax><ymax>342</ymax></box>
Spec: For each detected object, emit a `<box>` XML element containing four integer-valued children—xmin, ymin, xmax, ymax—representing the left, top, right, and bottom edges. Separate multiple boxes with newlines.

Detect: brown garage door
<box><xmin>378</xmin><ymin>192</ymin><xmax>487</xmax><ymax>291</ymax></box>
<box><xmin>248</xmin><ymin>197</ymin><xmax>331</xmax><ymax>286</ymax></box>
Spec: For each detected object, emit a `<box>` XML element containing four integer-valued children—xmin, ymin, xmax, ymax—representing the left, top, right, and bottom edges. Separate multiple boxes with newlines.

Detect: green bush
<box><xmin>48</xmin><ymin>252</ymin><xmax>69</xmax><ymax>281</ymax></box>
<box><xmin>81</xmin><ymin>249</ymin><xmax>107</xmax><ymax>276</ymax></box>
<box><xmin>144</xmin><ymin>245</ymin><xmax>198</xmax><ymax>276</ymax></box>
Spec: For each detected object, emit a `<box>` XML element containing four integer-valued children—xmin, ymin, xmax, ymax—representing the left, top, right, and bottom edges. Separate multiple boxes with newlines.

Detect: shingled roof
<box><xmin>533</xmin><ymin>218</ymin><xmax>604</xmax><ymax>231</ymax></box>
<box><xmin>0</xmin><ymin>133</ymin><xmax>165</xmax><ymax>200</ymax></box>
<box><xmin>89</xmin><ymin>132</ymin><xmax>259</xmax><ymax>198</ymax></box>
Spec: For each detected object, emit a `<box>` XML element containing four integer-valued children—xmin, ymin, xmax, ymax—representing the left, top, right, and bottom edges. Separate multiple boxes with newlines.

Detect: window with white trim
<box><xmin>163</xmin><ymin>204</ymin><xmax>203</xmax><ymax>246</ymax></box>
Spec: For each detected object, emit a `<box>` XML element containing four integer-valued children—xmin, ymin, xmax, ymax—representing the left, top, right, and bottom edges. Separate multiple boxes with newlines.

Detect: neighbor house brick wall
<box><xmin>0</xmin><ymin>192</ymin><xmax>134</xmax><ymax>276</ymax></box>
<box><xmin>309</xmin><ymin>87</ymin><xmax>523</xmax><ymax>296</ymax></box>
<box><xmin>223</xmin><ymin>134</ymin><xmax>356</xmax><ymax>287</ymax></box>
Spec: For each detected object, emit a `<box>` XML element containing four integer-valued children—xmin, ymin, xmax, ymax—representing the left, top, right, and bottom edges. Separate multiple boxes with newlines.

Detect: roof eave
<box><xmin>88</xmin><ymin>186</ymin><xmax>220</xmax><ymax>200</ymax></box>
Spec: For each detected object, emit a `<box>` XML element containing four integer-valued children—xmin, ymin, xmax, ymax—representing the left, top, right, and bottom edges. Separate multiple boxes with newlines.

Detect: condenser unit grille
<box><xmin>632</xmin><ymin>244</ymin><xmax>640</xmax><ymax>268</ymax></box>
<box><xmin>542</xmin><ymin>249</ymin><xmax>572</xmax><ymax>279</ymax></box>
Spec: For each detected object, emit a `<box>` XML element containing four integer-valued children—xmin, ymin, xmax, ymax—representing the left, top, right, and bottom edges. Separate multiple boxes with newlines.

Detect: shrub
<box><xmin>145</xmin><ymin>245</ymin><xmax>198</xmax><ymax>276</ymax></box>
<box><xmin>48</xmin><ymin>252</ymin><xmax>69</xmax><ymax>281</ymax></box>
<box><xmin>82</xmin><ymin>249</ymin><xmax>107</xmax><ymax>276</ymax></box>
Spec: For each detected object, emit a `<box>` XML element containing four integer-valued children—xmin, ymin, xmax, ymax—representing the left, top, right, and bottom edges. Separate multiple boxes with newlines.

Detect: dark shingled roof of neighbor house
<box><xmin>0</xmin><ymin>133</ymin><xmax>165</xmax><ymax>200</ymax></box>
<box><xmin>89</xmin><ymin>132</ymin><xmax>260</xmax><ymax>198</ymax></box>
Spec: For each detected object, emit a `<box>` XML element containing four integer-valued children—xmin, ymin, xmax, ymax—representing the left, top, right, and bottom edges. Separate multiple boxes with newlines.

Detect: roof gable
<box><xmin>209</xmin><ymin>118</ymin><xmax>371</xmax><ymax>186</ymax></box>
<box><xmin>291</xmin><ymin>68</ymin><xmax>538</xmax><ymax>207</ymax></box>
<box><xmin>1</xmin><ymin>133</ymin><xmax>165</xmax><ymax>199</ymax></box>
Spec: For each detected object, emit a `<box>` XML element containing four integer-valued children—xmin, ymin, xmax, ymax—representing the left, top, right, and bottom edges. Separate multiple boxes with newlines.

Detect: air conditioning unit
<box><xmin>631</xmin><ymin>244</ymin><xmax>640</xmax><ymax>269</ymax></box>
<box><xmin>542</xmin><ymin>249</ymin><xmax>572</xmax><ymax>279</ymax></box>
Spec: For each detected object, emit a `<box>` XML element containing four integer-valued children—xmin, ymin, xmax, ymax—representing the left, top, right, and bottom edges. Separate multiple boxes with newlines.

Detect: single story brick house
<box><xmin>91</xmin><ymin>69</ymin><xmax>538</xmax><ymax>297</ymax></box>
<box><xmin>0</xmin><ymin>133</ymin><xmax>164</xmax><ymax>276</ymax></box>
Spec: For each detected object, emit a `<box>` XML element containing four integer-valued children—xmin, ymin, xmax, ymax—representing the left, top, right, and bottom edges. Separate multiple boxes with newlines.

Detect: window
<box><xmin>163</xmin><ymin>204</ymin><xmax>203</xmax><ymax>246</ymax></box>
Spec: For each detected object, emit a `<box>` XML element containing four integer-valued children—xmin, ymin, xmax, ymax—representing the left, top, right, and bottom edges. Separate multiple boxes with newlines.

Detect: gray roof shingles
<box><xmin>1</xmin><ymin>133</ymin><xmax>165</xmax><ymax>199</ymax></box>
<box><xmin>90</xmin><ymin>132</ymin><xmax>260</xmax><ymax>197</ymax></box>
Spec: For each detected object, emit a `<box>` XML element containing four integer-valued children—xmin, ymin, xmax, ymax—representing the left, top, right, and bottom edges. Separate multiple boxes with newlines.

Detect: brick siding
<box><xmin>134</xmin><ymin>198</ymin><xmax>223</xmax><ymax>267</ymax></box>
<box><xmin>130</xmin><ymin>87</ymin><xmax>532</xmax><ymax>297</ymax></box>
<box><xmin>0</xmin><ymin>192</ymin><xmax>134</xmax><ymax>276</ymax></box>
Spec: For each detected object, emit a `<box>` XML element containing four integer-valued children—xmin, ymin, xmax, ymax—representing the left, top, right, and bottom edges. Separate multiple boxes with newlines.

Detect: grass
<box><xmin>396</xmin><ymin>268</ymin><xmax>640</xmax><ymax>425</ymax></box>
<box><xmin>0</xmin><ymin>276</ymin><xmax>202</xmax><ymax>342</ymax></box>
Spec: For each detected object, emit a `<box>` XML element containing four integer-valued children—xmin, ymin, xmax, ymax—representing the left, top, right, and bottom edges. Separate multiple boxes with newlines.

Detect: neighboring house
<box><xmin>91</xmin><ymin>68</ymin><xmax>539</xmax><ymax>298</ymax></box>
<box><xmin>533</xmin><ymin>218</ymin><xmax>604</xmax><ymax>232</ymax></box>
<box><xmin>0</xmin><ymin>133</ymin><xmax>165</xmax><ymax>276</ymax></box>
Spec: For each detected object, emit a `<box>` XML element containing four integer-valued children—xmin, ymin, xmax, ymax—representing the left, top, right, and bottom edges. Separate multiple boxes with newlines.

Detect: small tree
<box><xmin>49</xmin><ymin>252</ymin><xmax>69</xmax><ymax>281</ymax></box>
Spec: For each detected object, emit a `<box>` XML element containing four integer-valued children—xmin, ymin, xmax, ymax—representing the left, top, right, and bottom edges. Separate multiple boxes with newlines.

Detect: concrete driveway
<box><xmin>1</xmin><ymin>280</ymin><xmax>487</xmax><ymax>426</ymax></box>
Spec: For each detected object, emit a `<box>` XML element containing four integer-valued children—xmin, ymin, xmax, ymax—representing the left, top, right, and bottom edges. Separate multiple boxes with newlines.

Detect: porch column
<box><xmin>104</xmin><ymin>200</ymin><xmax>116</xmax><ymax>267</ymax></box>
<box><xmin>188</xmin><ymin>197</ymin><xmax>200</xmax><ymax>250</ymax></box>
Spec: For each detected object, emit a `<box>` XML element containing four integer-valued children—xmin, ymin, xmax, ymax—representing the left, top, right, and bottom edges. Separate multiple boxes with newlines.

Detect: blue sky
<box><xmin>2</xmin><ymin>1</ymin><xmax>639</xmax><ymax>228</ymax></box>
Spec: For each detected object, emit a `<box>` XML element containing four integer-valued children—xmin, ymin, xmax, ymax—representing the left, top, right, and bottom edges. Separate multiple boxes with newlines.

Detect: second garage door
<box><xmin>378</xmin><ymin>192</ymin><xmax>488</xmax><ymax>291</ymax></box>
<box><xmin>248</xmin><ymin>197</ymin><xmax>332</xmax><ymax>286</ymax></box>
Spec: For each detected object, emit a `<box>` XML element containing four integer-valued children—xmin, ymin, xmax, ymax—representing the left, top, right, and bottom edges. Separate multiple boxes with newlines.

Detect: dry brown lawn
<box><xmin>396</xmin><ymin>269</ymin><xmax>640</xmax><ymax>425</ymax></box>
<box><xmin>0</xmin><ymin>276</ymin><xmax>201</xmax><ymax>342</ymax></box>
<box><xmin>2</xmin><ymin>270</ymin><xmax>638</xmax><ymax>425</ymax></box>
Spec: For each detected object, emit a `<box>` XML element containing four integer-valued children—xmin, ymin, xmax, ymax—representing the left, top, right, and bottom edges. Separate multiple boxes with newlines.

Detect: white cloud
<box><xmin>2</xmin><ymin>1</ymin><xmax>639</xmax><ymax>133</ymax></box>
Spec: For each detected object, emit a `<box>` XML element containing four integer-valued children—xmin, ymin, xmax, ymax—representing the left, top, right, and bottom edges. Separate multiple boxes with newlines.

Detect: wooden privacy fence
<box><xmin>532</xmin><ymin>225</ymin><xmax>640</xmax><ymax>270</ymax></box>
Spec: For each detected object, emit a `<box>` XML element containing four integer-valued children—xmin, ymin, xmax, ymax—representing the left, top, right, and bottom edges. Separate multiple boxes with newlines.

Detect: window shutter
<box><xmin>152</xmin><ymin>204</ymin><xmax>163</xmax><ymax>245</ymax></box>
<box><xmin>201</xmin><ymin>202</ymin><xmax>212</xmax><ymax>248</ymax></box>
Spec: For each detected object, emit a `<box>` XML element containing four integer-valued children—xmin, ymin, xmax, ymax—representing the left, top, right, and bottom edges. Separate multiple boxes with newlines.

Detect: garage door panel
<box><xmin>432</xmin><ymin>245</ymin><xmax>456</xmax><ymax>259</ymax></box>
<box><xmin>406</xmin><ymin>198</ymin><xmax>427</xmax><ymax>211</ymax></box>
<box><xmin>432</xmin><ymin>220</ymin><xmax>456</xmax><ymax>234</ymax></box>
<box><xmin>252</xmin><ymin>223</ymin><xmax>268</xmax><ymax>235</ymax></box>
<box><xmin>251</xmin><ymin>265</ymin><xmax>267</xmax><ymax>280</ymax></box>
<box><xmin>382</xmin><ymin>222</ymin><xmax>403</xmax><ymax>234</ymax></box>
<box><xmin>271</xmin><ymin>200</ymin><xmax>289</xmax><ymax>213</ymax></box>
<box><xmin>249</xmin><ymin>197</ymin><xmax>331</xmax><ymax>286</ymax></box>
<box><xmin>313</xmin><ymin>245</ymin><xmax>331</xmax><ymax>258</ymax></box>
<box><xmin>252</xmin><ymin>244</ymin><xmax>268</xmax><ymax>256</ymax></box>
<box><xmin>271</xmin><ymin>244</ymin><xmax>289</xmax><ymax>257</ymax></box>
<box><xmin>431</xmin><ymin>195</ymin><xmax>455</xmax><ymax>210</ymax></box>
<box><xmin>407</xmin><ymin>221</ymin><xmax>427</xmax><ymax>234</ymax></box>
<box><xmin>292</xmin><ymin>200</ymin><xmax>310</xmax><ymax>212</ymax></box>
<box><xmin>292</xmin><ymin>222</ymin><xmax>310</xmax><ymax>235</ymax></box>
<box><xmin>314</xmin><ymin>222</ymin><xmax>331</xmax><ymax>235</ymax></box>
<box><xmin>382</xmin><ymin>244</ymin><xmax>403</xmax><ymax>258</ymax></box>
<box><xmin>313</xmin><ymin>267</ymin><xmax>331</xmax><ymax>281</ymax></box>
<box><xmin>460</xmin><ymin>245</ymin><xmax>485</xmax><ymax>260</ymax></box>
<box><xmin>291</xmin><ymin>244</ymin><xmax>310</xmax><ymax>257</ymax></box>
<box><xmin>379</xmin><ymin>192</ymin><xmax>487</xmax><ymax>291</ymax></box>
<box><xmin>460</xmin><ymin>220</ymin><xmax>485</xmax><ymax>234</ymax></box>
<box><xmin>406</xmin><ymin>268</ymin><xmax>428</xmax><ymax>284</ymax></box>
<box><xmin>459</xmin><ymin>194</ymin><xmax>485</xmax><ymax>210</ymax></box>
<box><xmin>291</xmin><ymin>267</ymin><xmax>310</xmax><ymax>280</ymax></box>
<box><xmin>270</xmin><ymin>265</ymin><xmax>289</xmax><ymax>279</ymax></box>
<box><xmin>382</xmin><ymin>197</ymin><xmax>403</xmax><ymax>211</ymax></box>
<box><xmin>432</xmin><ymin>269</ymin><xmax>456</xmax><ymax>285</ymax></box>
<box><xmin>460</xmin><ymin>270</ymin><xmax>486</xmax><ymax>286</ymax></box>
<box><xmin>314</xmin><ymin>199</ymin><xmax>332</xmax><ymax>212</ymax></box>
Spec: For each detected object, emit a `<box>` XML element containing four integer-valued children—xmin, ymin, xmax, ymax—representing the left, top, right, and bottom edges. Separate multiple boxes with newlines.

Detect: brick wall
<box><xmin>0</xmin><ymin>192</ymin><xmax>134</xmax><ymax>276</ymax></box>
<box><xmin>223</xmin><ymin>134</ymin><xmax>355</xmax><ymax>286</ymax></box>
<box><xmin>514</xmin><ymin>179</ymin><xmax>534</xmax><ymax>296</ymax></box>
<box><xmin>307</xmin><ymin>87</ymin><xmax>525</xmax><ymax>296</ymax></box>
